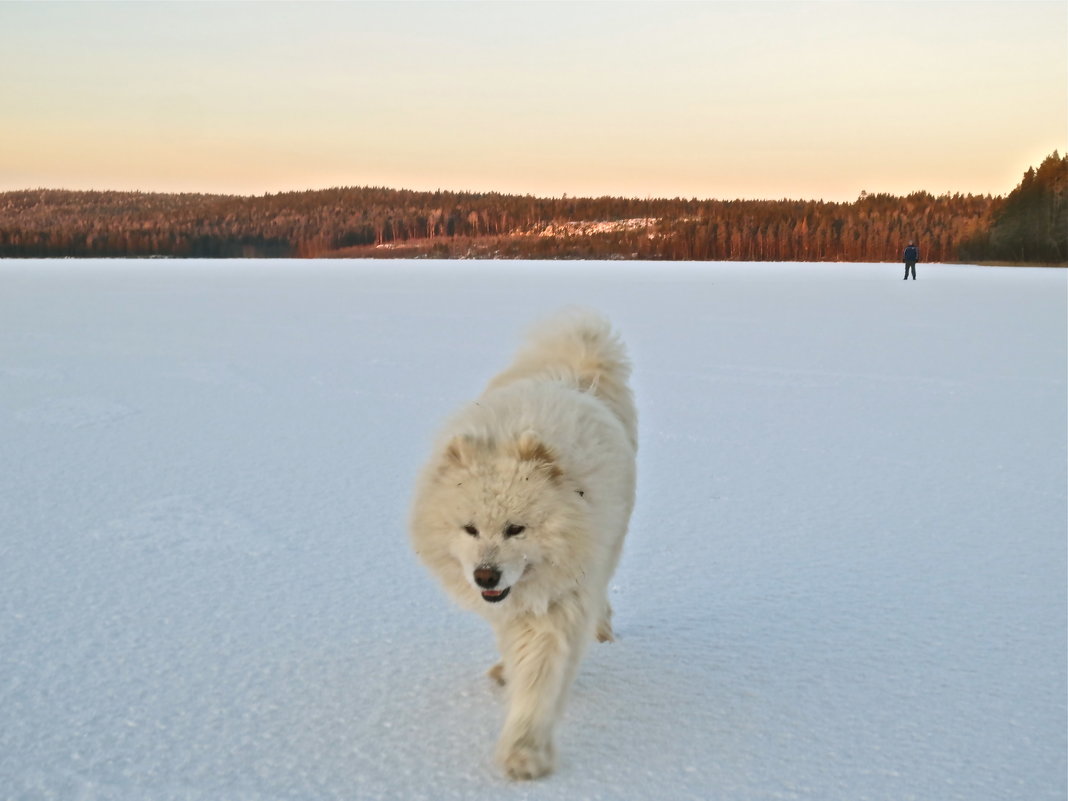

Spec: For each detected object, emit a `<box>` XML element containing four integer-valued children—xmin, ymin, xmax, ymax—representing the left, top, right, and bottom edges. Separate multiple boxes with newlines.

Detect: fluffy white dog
<box><xmin>410</xmin><ymin>309</ymin><xmax>638</xmax><ymax>780</ymax></box>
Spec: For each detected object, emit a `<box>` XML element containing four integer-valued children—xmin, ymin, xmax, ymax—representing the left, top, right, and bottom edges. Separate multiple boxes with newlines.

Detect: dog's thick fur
<box><xmin>410</xmin><ymin>309</ymin><xmax>637</xmax><ymax>780</ymax></box>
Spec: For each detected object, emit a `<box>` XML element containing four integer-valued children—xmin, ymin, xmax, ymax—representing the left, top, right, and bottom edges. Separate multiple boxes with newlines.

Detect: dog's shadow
<box><xmin>407</xmin><ymin>621</ymin><xmax>766</xmax><ymax>789</ymax></box>
<box><xmin>550</xmin><ymin>622</ymin><xmax>765</xmax><ymax>789</ymax></box>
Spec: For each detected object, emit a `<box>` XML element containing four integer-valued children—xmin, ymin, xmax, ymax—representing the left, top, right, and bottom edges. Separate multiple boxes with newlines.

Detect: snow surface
<box><xmin>1</xmin><ymin>259</ymin><xmax>1065</xmax><ymax>801</ymax></box>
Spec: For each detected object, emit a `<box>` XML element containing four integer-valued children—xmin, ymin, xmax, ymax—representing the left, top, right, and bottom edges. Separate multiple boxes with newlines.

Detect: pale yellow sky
<box><xmin>1</xmin><ymin>0</ymin><xmax>1064</xmax><ymax>201</ymax></box>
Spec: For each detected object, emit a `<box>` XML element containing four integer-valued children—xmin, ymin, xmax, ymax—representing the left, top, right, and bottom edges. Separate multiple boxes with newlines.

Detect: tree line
<box><xmin>957</xmin><ymin>152</ymin><xmax>1067</xmax><ymax>264</ymax></box>
<box><xmin>0</xmin><ymin>153</ymin><xmax>1063</xmax><ymax>263</ymax></box>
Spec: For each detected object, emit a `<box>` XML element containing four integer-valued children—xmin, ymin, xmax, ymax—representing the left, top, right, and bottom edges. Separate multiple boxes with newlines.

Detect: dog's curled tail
<box><xmin>489</xmin><ymin>308</ymin><xmax>637</xmax><ymax>450</ymax></box>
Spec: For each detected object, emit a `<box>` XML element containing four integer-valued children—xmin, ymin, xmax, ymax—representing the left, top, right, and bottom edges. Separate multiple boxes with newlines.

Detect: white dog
<box><xmin>409</xmin><ymin>309</ymin><xmax>638</xmax><ymax>780</ymax></box>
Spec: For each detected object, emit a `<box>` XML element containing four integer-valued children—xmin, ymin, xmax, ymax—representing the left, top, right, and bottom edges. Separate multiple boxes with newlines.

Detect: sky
<box><xmin>0</xmin><ymin>0</ymin><xmax>1064</xmax><ymax>202</ymax></box>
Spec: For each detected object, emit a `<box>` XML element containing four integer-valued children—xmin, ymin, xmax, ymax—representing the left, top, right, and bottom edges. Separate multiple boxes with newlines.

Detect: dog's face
<box><xmin>417</xmin><ymin>431</ymin><xmax>587</xmax><ymax>609</ymax></box>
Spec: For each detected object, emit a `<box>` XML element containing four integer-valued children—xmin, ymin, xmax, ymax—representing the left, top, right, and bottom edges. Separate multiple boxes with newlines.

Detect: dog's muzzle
<box><xmin>474</xmin><ymin>566</ymin><xmax>510</xmax><ymax>603</ymax></box>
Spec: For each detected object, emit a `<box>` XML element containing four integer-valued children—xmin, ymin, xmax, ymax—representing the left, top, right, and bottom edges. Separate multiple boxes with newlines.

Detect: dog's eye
<box><xmin>463</xmin><ymin>524</ymin><xmax>479</xmax><ymax>537</ymax></box>
<box><xmin>503</xmin><ymin>524</ymin><xmax>525</xmax><ymax>538</ymax></box>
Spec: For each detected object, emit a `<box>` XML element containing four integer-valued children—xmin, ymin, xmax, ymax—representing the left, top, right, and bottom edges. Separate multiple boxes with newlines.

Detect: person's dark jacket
<box><xmin>903</xmin><ymin>245</ymin><xmax>919</xmax><ymax>263</ymax></box>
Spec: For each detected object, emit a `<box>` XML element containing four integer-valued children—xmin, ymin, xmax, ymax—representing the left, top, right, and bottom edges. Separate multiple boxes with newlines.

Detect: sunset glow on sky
<box><xmin>1</xmin><ymin>0</ymin><xmax>1064</xmax><ymax>201</ymax></box>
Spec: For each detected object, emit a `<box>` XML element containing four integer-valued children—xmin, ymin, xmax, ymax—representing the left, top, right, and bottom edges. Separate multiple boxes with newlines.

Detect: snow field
<box><xmin>0</xmin><ymin>260</ymin><xmax>1064</xmax><ymax>800</ymax></box>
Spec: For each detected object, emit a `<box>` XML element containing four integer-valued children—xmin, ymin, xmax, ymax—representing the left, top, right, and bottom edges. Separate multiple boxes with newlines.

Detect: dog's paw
<box><xmin>596</xmin><ymin>603</ymin><xmax>615</xmax><ymax>643</ymax></box>
<box><xmin>498</xmin><ymin>739</ymin><xmax>554</xmax><ymax>781</ymax></box>
<box><xmin>487</xmin><ymin>662</ymin><xmax>507</xmax><ymax>686</ymax></box>
<box><xmin>596</xmin><ymin>621</ymin><xmax>615</xmax><ymax>643</ymax></box>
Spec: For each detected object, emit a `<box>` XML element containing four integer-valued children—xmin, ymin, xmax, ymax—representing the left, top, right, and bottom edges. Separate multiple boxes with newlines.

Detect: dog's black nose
<box><xmin>473</xmin><ymin>566</ymin><xmax>501</xmax><ymax>589</ymax></box>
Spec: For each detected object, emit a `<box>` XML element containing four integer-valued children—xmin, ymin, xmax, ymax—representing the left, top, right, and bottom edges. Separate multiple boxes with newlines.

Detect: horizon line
<box><xmin>0</xmin><ymin>180</ymin><xmax>1012</xmax><ymax>206</ymax></box>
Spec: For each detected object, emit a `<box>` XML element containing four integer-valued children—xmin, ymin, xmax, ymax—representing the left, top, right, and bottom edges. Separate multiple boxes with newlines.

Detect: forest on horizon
<box><xmin>0</xmin><ymin>153</ymin><xmax>1064</xmax><ymax>264</ymax></box>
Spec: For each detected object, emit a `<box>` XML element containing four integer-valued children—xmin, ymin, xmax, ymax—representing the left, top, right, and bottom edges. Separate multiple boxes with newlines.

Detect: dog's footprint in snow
<box><xmin>15</xmin><ymin>396</ymin><xmax>136</xmax><ymax>427</ymax></box>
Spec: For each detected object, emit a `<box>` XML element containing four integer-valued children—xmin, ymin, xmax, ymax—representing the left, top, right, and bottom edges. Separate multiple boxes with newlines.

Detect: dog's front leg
<box><xmin>495</xmin><ymin>599</ymin><xmax>589</xmax><ymax>780</ymax></box>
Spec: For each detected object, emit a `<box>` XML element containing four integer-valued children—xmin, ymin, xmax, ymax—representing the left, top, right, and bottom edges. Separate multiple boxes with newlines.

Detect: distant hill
<box><xmin>1</xmin><ymin>154</ymin><xmax>1064</xmax><ymax>263</ymax></box>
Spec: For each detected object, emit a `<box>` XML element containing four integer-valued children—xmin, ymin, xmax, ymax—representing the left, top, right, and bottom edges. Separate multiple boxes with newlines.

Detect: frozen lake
<box><xmin>1</xmin><ymin>259</ymin><xmax>1065</xmax><ymax>800</ymax></box>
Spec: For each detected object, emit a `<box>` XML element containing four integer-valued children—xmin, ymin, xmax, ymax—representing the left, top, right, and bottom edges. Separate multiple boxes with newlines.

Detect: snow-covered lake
<box><xmin>1</xmin><ymin>260</ymin><xmax>1065</xmax><ymax>801</ymax></box>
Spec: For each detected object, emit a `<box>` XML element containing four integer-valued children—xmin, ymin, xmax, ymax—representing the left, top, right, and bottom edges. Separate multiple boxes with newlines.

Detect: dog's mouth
<box><xmin>480</xmin><ymin>586</ymin><xmax>511</xmax><ymax>603</ymax></box>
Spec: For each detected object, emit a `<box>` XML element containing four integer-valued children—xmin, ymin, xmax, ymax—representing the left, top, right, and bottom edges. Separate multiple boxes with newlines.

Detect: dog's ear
<box><xmin>441</xmin><ymin>434</ymin><xmax>493</xmax><ymax>472</ymax></box>
<box><xmin>442</xmin><ymin>435</ymin><xmax>476</xmax><ymax>470</ymax></box>
<box><xmin>515</xmin><ymin>431</ymin><xmax>563</xmax><ymax>482</ymax></box>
